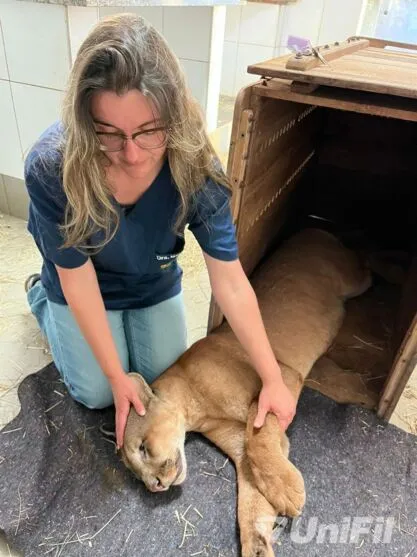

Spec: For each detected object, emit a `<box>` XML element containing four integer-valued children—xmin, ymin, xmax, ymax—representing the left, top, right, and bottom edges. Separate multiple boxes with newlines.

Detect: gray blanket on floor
<box><xmin>0</xmin><ymin>363</ymin><xmax>416</xmax><ymax>557</ymax></box>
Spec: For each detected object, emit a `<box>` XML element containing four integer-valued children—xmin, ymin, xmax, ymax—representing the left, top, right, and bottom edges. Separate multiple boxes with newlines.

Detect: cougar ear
<box><xmin>128</xmin><ymin>372</ymin><xmax>156</xmax><ymax>410</ymax></box>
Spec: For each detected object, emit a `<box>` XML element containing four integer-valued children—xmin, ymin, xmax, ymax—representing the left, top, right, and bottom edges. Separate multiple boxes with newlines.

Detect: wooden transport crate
<box><xmin>208</xmin><ymin>37</ymin><xmax>417</xmax><ymax>421</ymax></box>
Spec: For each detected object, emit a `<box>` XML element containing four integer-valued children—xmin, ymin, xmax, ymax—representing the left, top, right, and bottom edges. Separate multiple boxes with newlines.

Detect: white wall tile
<box><xmin>3</xmin><ymin>175</ymin><xmax>28</xmax><ymax>221</ymax></box>
<box><xmin>0</xmin><ymin>21</ymin><xmax>9</xmax><ymax>80</ymax></box>
<box><xmin>225</xmin><ymin>6</ymin><xmax>241</xmax><ymax>43</ymax></box>
<box><xmin>239</xmin><ymin>4</ymin><xmax>280</xmax><ymax>48</ymax></box>
<box><xmin>1</xmin><ymin>2</ymin><xmax>70</xmax><ymax>90</ymax></box>
<box><xmin>274</xmin><ymin>46</ymin><xmax>286</xmax><ymax>58</ymax></box>
<box><xmin>68</xmin><ymin>6</ymin><xmax>98</xmax><ymax>65</ymax></box>
<box><xmin>220</xmin><ymin>41</ymin><xmax>238</xmax><ymax>97</ymax></box>
<box><xmin>318</xmin><ymin>0</ymin><xmax>364</xmax><ymax>45</ymax></box>
<box><xmin>206</xmin><ymin>6</ymin><xmax>226</xmax><ymax>132</ymax></box>
<box><xmin>180</xmin><ymin>59</ymin><xmax>209</xmax><ymax>112</ymax></box>
<box><xmin>0</xmin><ymin>174</ymin><xmax>10</xmax><ymax>215</ymax></box>
<box><xmin>99</xmin><ymin>7</ymin><xmax>163</xmax><ymax>34</ymax></box>
<box><xmin>11</xmin><ymin>83</ymin><xmax>64</xmax><ymax>160</ymax></box>
<box><xmin>0</xmin><ymin>80</ymin><xmax>23</xmax><ymax>179</ymax></box>
<box><xmin>235</xmin><ymin>44</ymin><xmax>273</xmax><ymax>96</ymax></box>
<box><xmin>278</xmin><ymin>0</ymin><xmax>325</xmax><ymax>50</ymax></box>
<box><xmin>163</xmin><ymin>7</ymin><xmax>212</xmax><ymax>62</ymax></box>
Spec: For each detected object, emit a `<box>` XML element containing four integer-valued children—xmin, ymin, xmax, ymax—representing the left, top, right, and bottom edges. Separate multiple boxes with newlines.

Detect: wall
<box><xmin>0</xmin><ymin>1</ymin><xmax>220</xmax><ymax>219</ymax></box>
<box><xmin>0</xmin><ymin>0</ymin><xmax>367</xmax><ymax>220</ymax></box>
<box><xmin>221</xmin><ymin>0</ymin><xmax>365</xmax><ymax>97</ymax></box>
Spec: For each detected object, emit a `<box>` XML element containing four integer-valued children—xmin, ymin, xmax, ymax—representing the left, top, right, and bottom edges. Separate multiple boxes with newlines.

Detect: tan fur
<box><xmin>120</xmin><ymin>228</ymin><xmax>372</xmax><ymax>556</ymax></box>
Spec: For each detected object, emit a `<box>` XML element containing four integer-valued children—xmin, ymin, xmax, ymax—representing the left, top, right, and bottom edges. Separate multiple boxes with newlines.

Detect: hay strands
<box><xmin>176</xmin><ymin>505</ymin><xmax>203</xmax><ymax>549</ymax></box>
<box><xmin>38</xmin><ymin>509</ymin><xmax>122</xmax><ymax>553</ymax></box>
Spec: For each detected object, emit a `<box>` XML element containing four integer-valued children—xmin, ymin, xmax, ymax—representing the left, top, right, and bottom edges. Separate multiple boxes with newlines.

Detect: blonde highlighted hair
<box><xmin>56</xmin><ymin>13</ymin><xmax>229</xmax><ymax>251</ymax></box>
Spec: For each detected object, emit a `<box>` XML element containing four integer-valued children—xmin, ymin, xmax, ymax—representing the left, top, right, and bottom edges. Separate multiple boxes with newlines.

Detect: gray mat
<box><xmin>0</xmin><ymin>364</ymin><xmax>416</xmax><ymax>556</ymax></box>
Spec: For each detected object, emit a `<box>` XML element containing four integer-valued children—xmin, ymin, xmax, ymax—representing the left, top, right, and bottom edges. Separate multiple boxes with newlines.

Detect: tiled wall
<box><xmin>0</xmin><ymin>0</ymin><xmax>366</xmax><ymax>220</ymax></box>
<box><xmin>221</xmin><ymin>0</ymin><xmax>365</xmax><ymax>97</ymax></box>
<box><xmin>0</xmin><ymin>1</ymin><xmax>218</xmax><ymax>219</ymax></box>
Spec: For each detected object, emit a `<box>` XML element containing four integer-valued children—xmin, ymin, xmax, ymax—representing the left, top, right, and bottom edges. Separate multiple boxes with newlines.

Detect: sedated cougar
<box><xmin>119</xmin><ymin>228</ymin><xmax>371</xmax><ymax>557</ymax></box>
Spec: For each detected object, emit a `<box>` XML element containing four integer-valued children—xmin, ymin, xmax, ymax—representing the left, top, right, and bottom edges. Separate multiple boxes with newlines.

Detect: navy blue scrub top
<box><xmin>24</xmin><ymin>123</ymin><xmax>239</xmax><ymax>310</ymax></box>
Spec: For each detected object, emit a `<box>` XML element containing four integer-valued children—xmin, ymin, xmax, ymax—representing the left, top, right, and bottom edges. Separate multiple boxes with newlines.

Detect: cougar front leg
<box><xmin>203</xmin><ymin>422</ymin><xmax>276</xmax><ymax>557</ymax></box>
<box><xmin>246</xmin><ymin>402</ymin><xmax>306</xmax><ymax>518</ymax></box>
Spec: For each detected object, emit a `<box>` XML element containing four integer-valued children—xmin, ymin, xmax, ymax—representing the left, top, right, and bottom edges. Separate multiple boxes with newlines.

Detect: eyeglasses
<box><xmin>96</xmin><ymin>126</ymin><xmax>169</xmax><ymax>152</ymax></box>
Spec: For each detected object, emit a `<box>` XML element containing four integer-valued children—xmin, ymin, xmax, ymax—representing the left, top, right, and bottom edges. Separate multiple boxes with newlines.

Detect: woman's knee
<box><xmin>64</xmin><ymin>374</ymin><xmax>114</xmax><ymax>409</ymax></box>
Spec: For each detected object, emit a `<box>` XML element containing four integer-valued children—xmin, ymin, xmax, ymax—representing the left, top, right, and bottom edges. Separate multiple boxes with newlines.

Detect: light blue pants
<box><xmin>27</xmin><ymin>281</ymin><xmax>188</xmax><ymax>409</ymax></box>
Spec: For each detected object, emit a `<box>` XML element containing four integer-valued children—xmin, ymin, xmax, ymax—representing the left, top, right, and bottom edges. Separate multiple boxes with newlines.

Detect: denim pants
<box><xmin>27</xmin><ymin>281</ymin><xmax>188</xmax><ymax>409</ymax></box>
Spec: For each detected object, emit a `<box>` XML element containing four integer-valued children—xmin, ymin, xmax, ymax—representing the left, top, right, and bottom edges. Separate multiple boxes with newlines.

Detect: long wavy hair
<box><xmin>57</xmin><ymin>13</ymin><xmax>229</xmax><ymax>252</ymax></box>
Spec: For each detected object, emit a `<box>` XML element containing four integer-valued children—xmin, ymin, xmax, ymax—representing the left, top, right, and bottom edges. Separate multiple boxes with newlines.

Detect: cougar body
<box><xmin>121</xmin><ymin>229</ymin><xmax>371</xmax><ymax>556</ymax></box>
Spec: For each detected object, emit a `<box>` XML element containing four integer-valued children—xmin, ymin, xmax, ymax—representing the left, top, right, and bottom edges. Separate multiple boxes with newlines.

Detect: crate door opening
<box><xmin>233</xmin><ymin>96</ymin><xmax>417</xmax><ymax>417</ymax></box>
<box><xmin>295</xmin><ymin>108</ymin><xmax>417</xmax><ymax>414</ymax></box>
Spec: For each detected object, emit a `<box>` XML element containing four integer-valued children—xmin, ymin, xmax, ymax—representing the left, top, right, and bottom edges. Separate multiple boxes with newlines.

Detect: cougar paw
<box><xmin>252</xmin><ymin>461</ymin><xmax>306</xmax><ymax>518</ymax></box>
<box><xmin>274</xmin><ymin>466</ymin><xmax>306</xmax><ymax>517</ymax></box>
<box><xmin>241</xmin><ymin>532</ymin><xmax>275</xmax><ymax>557</ymax></box>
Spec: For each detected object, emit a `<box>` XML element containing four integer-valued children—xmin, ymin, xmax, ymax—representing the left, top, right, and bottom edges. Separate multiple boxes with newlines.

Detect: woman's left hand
<box><xmin>254</xmin><ymin>376</ymin><xmax>296</xmax><ymax>431</ymax></box>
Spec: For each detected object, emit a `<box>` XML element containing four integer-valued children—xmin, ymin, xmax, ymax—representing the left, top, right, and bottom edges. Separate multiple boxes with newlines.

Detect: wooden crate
<box><xmin>208</xmin><ymin>37</ymin><xmax>417</xmax><ymax>422</ymax></box>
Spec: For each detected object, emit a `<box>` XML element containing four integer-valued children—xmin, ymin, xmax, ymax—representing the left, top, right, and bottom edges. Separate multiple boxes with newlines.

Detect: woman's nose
<box><xmin>122</xmin><ymin>138</ymin><xmax>141</xmax><ymax>163</ymax></box>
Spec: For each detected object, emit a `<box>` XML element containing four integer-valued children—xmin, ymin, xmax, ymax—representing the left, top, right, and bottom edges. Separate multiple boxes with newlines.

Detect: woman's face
<box><xmin>91</xmin><ymin>89</ymin><xmax>167</xmax><ymax>179</ymax></box>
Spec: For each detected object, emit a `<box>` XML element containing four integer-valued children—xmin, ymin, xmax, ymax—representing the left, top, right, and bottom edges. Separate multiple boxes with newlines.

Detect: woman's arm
<box><xmin>203</xmin><ymin>253</ymin><xmax>296</xmax><ymax>431</ymax></box>
<box><xmin>56</xmin><ymin>259</ymin><xmax>145</xmax><ymax>447</ymax></box>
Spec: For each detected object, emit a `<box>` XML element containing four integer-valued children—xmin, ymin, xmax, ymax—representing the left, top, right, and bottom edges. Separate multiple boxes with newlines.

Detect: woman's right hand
<box><xmin>110</xmin><ymin>373</ymin><xmax>146</xmax><ymax>449</ymax></box>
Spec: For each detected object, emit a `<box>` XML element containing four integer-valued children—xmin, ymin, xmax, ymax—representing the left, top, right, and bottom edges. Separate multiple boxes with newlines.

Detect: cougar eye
<box><xmin>139</xmin><ymin>442</ymin><xmax>147</xmax><ymax>456</ymax></box>
<box><xmin>156</xmin><ymin>477</ymin><xmax>162</xmax><ymax>488</ymax></box>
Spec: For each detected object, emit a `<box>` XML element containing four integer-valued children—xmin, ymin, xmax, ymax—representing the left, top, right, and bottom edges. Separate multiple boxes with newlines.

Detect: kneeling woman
<box><xmin>24</xmin><ymin>14</ymin><xmax>295</xmax><ymax>448</ymax></box>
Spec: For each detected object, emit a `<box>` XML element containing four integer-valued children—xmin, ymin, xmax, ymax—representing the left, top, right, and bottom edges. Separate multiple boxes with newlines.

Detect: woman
<box><xmin>24</xmin><ymin>14</ymin><xmax>295</xmax><ymax>448</ymax></box>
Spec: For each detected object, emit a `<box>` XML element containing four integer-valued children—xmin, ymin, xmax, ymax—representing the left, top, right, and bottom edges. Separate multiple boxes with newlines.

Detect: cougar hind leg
<box><xmin>245</xmin><ymin>401</ymin><xmax>306</xmax><ymax>518</ymax></box>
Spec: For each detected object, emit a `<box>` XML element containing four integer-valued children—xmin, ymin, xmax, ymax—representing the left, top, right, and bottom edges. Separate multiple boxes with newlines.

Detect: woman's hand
<box><xmin>110</xmin><ymin>374</ymin><xmax>146</xmax><ymax>449</ymax></box>
<box><xmin>254</xmin><ymin>376</ymin><xmax>296</xmax><ymax>432</ymax></box>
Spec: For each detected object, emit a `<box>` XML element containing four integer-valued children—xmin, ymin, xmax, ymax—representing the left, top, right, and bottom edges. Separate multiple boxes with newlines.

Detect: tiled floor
<box><xmin>0</xmin><ymin>214</ymin><xmax>51</xmax><ymax>429</ymax></box>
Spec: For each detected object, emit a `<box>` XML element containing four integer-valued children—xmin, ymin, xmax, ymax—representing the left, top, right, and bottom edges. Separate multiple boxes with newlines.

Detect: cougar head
<box><xmin>120</xmin><ymin>373</ymin><xmax>187</xmax><ymax>492</ymax></box>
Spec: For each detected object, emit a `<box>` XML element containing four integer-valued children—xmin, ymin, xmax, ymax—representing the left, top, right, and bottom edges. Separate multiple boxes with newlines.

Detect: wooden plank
<box><xmin>238</xmin><ymin>96</ymin><xmax>318</xmax><ymax>249</ymax></box>
<box><xmin>242</xmin><ymin>140</ymin><xmax>316</xmax><ymax>231</ymax></box>
<box><xmin>321</xmin><ymin>56</ymin><xmax>417</xmax><ymax>89</ymax></box>
<box><xmin>378</xmin><ymin>312</ymin><xmax>417</xmax><ymax>420</ymax></box>
<box><xmin>355</xmin><ymin>48</ymin><xmax>417</xmax><ymax>66</ymax></box>
<box><xmin>228</xmin><ymin>109</ymin><xmax>254</xmax><ymax>208</ymax></box>
<box><xmin>358</xmin><ymin>36</ymin><xmax>417</xmax><ymax>53</ymax></box>
<box><xmin>256</xmin><ymin>67</ymin><xmax>417</xmax><ymax>99</ymax></box>
<box><xmin>247</xmin><ymin>96</ymin><xmax>318</xmax><ymax>172</ymax></box>
<box><xmin>248</xmin><ymin>49</ymin><xmax>417</xmax><ymax>99</ymax></box>
<box><xmin>207</xmin><ymin>85</ymin><xmax>254</xmax><ymax>334</ymax></box>
<box><xmin>238</xmin><ymin>202</ymin><xmax>290</xmax><ymax>277</ymax></box>
<box><xmin>393</xmin><ymin>256</ymin><xmax>417</xmax><ymax>355</ymax></box>
<box><xmin>252</xmin><ymin>79</ymin><xmax>417</xmax><ymax>123</ymax></box>
<box><xmin>220</xmin><ymin>92</ymin><xmax>317</xmax><ymax>280</ymax></box>
<box><xmin>291</xmin><ymin>81</ymin><xmax>320</xmax><ymax>94</ymax></box>
<box><xmin>286</xmin><ymin>39</ymin><xmax>369</xmax><ymax>71</ymax></box>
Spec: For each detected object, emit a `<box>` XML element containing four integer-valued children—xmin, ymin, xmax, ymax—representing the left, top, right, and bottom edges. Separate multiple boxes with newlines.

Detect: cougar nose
<box><xmin>153</xmin><ymin>477</ymin><xmax>168</xmax><ymax>492</ymax></box>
